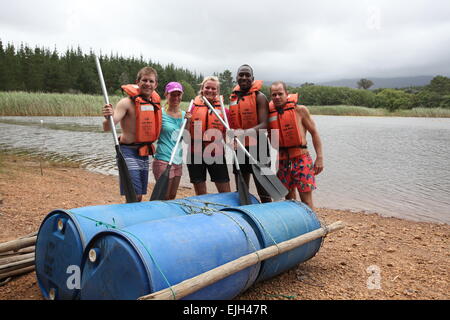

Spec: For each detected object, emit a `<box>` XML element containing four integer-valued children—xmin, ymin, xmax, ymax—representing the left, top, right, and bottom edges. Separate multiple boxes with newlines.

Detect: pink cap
<box><xmin>165</xmin><ymin>82</ymin><xmax>183</xmax><ymax>93</ymax></box>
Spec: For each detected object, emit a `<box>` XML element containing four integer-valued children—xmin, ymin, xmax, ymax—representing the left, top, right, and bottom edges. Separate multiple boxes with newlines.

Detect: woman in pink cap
<box><xmin>152</xmin><ymin>82</ymin><xmax>190</xmax><ymax>200</ymax></box>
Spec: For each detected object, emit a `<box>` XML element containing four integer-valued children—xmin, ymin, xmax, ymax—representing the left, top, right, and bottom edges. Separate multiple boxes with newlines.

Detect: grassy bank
<box><xmin>308</xmin><ymin>105</ymin><xmax>450</xmax><ymax>117</ymax></box>
<box><xmin>1</xmin><ymin>91</ymin><xmax>450</xmax><ymax>117</ymax></box>
<box><xmin>0</xmin><ymin>91</ymin><xmax>122</xmax><ymax>116</ymax></box>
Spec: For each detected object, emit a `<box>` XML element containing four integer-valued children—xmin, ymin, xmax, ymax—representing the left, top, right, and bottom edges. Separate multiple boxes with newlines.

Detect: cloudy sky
<box><xmin>1</xmin><ymin>0</ymin><xmax>450</xmax><ymax>83</ymax></box>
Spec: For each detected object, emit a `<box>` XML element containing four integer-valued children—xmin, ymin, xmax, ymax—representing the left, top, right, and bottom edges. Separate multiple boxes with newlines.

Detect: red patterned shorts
<box><xmin>277</xmin><ymin>153</ymin><xmax>317</xmax><ymax>193</ymax></box>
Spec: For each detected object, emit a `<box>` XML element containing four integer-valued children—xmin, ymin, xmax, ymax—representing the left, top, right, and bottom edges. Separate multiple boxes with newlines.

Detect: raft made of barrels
<box><xmin>35</xmin><ymin>192</ymin><xmax>259</xmax><ymax>300</ymax></box>
<box><xmin>78</xmin><ymin>200</ymin><xmax>323</xmax><ymax>300</ymax></box>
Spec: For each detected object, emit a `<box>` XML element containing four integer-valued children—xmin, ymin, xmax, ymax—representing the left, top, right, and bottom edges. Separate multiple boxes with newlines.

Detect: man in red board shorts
<box><xmin>268</xmin><ymin>81</ymin><xmax>324</xmax><ymax>211</ymax></box>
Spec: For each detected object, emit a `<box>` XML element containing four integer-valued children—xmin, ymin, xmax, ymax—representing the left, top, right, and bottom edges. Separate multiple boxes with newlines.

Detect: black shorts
<box><xmin>232</xmin><ymin>140</ymin><xmax>271</xmax><ymax>175</ymax></box>
<box><xmin>187</xmin><ymin>153</ymin><xmax>230</xmax><ymax>184</ymax></box>
<box><xmin>231</xmin><ymin>141</ymin><xmax>272</xmax><ymax>201</ymax></box>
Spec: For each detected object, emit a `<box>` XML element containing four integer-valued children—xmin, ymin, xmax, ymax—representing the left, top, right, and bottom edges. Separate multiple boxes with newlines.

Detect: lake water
<box><xmin>1</xmin><ymin>115</ymin><xmax>449</xmax><ymax>224</ymax></box>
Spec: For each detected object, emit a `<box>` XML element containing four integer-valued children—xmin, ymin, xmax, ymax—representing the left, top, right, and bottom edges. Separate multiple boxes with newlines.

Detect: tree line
<box><xmin>1</xmin><ymin>40</ymin><xmax>449</xmax><ymax>110</ymax></box>
<box><xmin>0</xmin><ymin>40</ymin><xmax>237</xmax><ymax>102</ymax></box>
<box><xmin>283</xmin><ymin>76</ymin><xmax>450</xmax><ymax>111</ymax></box>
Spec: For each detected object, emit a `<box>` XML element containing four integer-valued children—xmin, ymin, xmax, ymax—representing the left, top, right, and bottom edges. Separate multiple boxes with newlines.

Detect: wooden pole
<box><xmin>0</xmin><ymin>265</ymin><xmax>35</xmax><ymax>280</ymax></box>
<box><xmin>18</xmin><ymin>232</ymin><xmax>38</xmax><ymax>239</ymax></box>
<box><xmin>0</xmin><ymin>258</ymin><xmax>35</xmax><ymax>272</ymax></box>
<box><xmin>0</xmin><ymin>252</ymin><xmax>34</xmax><ymax>265</ymax></box>
<box><xmin>138</xmin><ymin>221</ymin><xmax>345</xmax><ymax>300</ymax></box>
<box><xmin>0</xmin><ymin>236</ymin><xmax>37</xmax><ymax>254</ymax></box>
<box><xmin>0</xmin><ymin>246</ymin><xmax>36</xmax><ymax>257</ymax></box>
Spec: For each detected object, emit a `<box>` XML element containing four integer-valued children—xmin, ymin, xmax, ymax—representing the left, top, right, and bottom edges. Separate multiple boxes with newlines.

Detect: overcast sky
<box><xmin>1</xmin><ymin>0</ymin><xmax>450</xmax><ymax>83</ymax></box>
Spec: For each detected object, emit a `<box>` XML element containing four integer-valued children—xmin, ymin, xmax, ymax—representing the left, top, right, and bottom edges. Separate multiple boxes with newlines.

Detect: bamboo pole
<box><xmin>138</xmin><ymin>221</ymin><xmax>345</xmax><ymax>300</ymax></box>
<box><xmin>0</xmin><ymin>265</ymin><xmax>35</xmax><ymax>280</ymax></box>
<box><xmin>0</xmin><ymin>236</ymin><xmax>37</xmax><ymax>254</ymax></box>
<box><xmin>0</xmin><ymin>258</ymin><xmax>35</xmax><ymax>271</ymax></box>
<box><xmin>16</xmin><ymin>246</ymin><xmax>36</xmax><ymax>254</ymax></box>
<box><xmin>0</xmin><ymin>246</ymin><xmax>36</xmax><ymax>257</ymax></box>
<box><xmin>0</xmin><ymin>252</ymin><xmax>34</xmax><ymax>265</ymax></box>
<box><xmin>18</xmin><ymin>232</ymin><xmax>38</xmax><ymax>239</ymax></box>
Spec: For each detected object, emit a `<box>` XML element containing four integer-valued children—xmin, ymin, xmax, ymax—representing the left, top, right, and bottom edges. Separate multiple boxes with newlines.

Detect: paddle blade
<box><xmin>236</xmin><ymin>170</ymin><xmax>251</xmax><ymax>205</ymax></box>
<box><xmin>251</xmin><ymin>164</ymin><xmax>288</xmax><ymax>201</ymax></box>
<box><xmin>116</xmin><ymin>146</ymin><xmax>138</xmax><ymax>203</ymax></box>
<box><xmin>150</xmin><ymin>165</ymin><xmax>171</xmax><ymax>201</ymax></box>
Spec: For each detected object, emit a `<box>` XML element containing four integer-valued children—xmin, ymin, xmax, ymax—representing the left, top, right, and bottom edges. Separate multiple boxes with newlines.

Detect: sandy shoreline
<box><xmin>0</xmin><ymin>155</ymin><xmax>448</xmax><ymax>300</ymax></box>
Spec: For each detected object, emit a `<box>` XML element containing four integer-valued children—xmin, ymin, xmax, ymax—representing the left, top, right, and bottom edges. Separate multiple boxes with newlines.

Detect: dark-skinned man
<box><xmin>228</xmin><ymin>64</ymin><xmax>272</xmax><ymax>203</ymax></box>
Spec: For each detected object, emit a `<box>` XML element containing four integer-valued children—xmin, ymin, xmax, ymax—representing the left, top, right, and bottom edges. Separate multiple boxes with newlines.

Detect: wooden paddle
<box><xmin>150</xmin><ymin>100</ymin><xmax>194</xmax><ymax>201</ymax></box>
<box><xmin>95</xmin><ymin>56</ymin><xmax>138</xmax><ymax>203</ymax></box>
<box><xmin>202</xmin><ymin>97</ymin><xmax>288</xmax><ymax>201</ymax></box>
<box><xmin>218</xmin><ymin>96</ymin><xmax>251</xmax><ymax>205</ymax></box>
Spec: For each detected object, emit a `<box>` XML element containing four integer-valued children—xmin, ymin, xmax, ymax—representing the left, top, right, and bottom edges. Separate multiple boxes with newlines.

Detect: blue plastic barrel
<box><xmin>35</xmin><ymin>192</ymin><xmax>259</xmax><ymax>300</ymax></box>
<box><xmin>80</xmin><ymin>211</ymin><xmax>261</xmax><ymax>300</ymax></box>
<box><xmin>221</xmin><ymin>200</ymin><xmax>323</xmax><ymax>282</ymax></box>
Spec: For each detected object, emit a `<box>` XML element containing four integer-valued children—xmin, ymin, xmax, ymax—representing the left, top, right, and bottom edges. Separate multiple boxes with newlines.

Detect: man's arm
<box><xmin>297</xmin><ymin>106</ymin><xmax>324</xmax><ymax>175</ymax></box>
<box><xmin>102</xmin><ymin>98</ymin><xmax>129</xmax><ymax>132</ymax></box>
<box><xmin>253</xmin><ymin>92</ymin><xmax>269</xmax><ymax>131</ymax></box>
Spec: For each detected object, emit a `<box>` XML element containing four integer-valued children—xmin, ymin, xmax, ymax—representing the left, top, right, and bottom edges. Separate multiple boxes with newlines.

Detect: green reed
<box><xmin>308</xmin><ymin>105</ymin><xmax>388</xmax><ymax>116</ymax></box>
<box><xmin>308</xmin><ymin>105</ymin><xmax>450</xmax><ymax>117</ymax></box>
<box><xmin>1</xmin><ymin>92</ymin><xmax>449</xmax><ymax>118</ymax></box>
<box><xmin>0</xmin><ymin>91</ymin><xmax>121</xmax><ymax>116</ymax></box>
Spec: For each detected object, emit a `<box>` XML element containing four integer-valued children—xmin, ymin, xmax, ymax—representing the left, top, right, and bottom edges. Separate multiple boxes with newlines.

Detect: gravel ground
<box><xmin>0</xmin><ymin>155</ymin><xmax>448</xmax><ymax>300</ymax></box>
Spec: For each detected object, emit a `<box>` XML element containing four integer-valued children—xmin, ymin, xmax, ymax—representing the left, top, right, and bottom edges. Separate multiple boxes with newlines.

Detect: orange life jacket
<box><xmin>268</xmin><ymin>93</ymin><xmax>307</xmax><ymax>160</ymax></box>
<box><xmin>229</xmin><ymin>80</ymin><xmax>263</xmax><ymax>146</ymax></box>
<box><xmin>229</xmin><ymin>80</ymin><xmax>263</xmax><ymax>130</ymax></box>
<box><xmin>189</xmin><ymin>95</ymin><xmax>225</xmax><ymax>142</ymax></box>
<box><xmin>121</xmin><ymin>84</ymin><xmax>162</xmax><ymax>143</ymax></box>
<box><xmin>121</xmin><ymin>84</ymin><xmax>162</xmax><ymax>156</ymax></box>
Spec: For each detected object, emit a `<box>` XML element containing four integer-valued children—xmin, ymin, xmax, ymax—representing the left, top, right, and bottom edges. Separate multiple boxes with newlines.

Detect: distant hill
<box><xmin>317</xmin><ymin>76</ymin><xmax>435</xmax><ymax>89</ymax></box>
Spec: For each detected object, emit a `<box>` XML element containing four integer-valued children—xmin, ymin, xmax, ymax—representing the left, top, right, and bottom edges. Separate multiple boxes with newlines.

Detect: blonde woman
<box><xmin>186</xmin><ymin>76</ymin><xmax>231</xmax><ymax>195</ymax></box>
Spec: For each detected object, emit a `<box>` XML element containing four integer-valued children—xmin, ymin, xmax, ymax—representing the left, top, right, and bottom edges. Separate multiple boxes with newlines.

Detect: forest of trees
<box><xmin>1</xmin><ymin>40</ymin><xmax>450</xmax><ymax>111</ymax></box>
<box><xmin>0</xmin><ymin>40</ymin><xmax>236</xmax><ymax>102</ymax></box>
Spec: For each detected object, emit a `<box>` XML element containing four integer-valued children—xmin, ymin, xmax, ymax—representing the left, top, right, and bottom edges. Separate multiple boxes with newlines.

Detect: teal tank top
<box><xmin>154</xmin><ymin>110</ymin><xmax>185</xmax><ymax>165</ymax></box>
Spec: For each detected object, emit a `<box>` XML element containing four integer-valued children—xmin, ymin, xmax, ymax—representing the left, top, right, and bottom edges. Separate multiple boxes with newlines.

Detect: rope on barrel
<box><xmin>119</xmin><ymin>229</ymin><xmax>177</xmax><ymax>300</ymax></box>
<box><xmin>215</xmin><ymin>211</ymin><xmax>261</xmax><ymax>291</ymax></box>
<box><xmin>71</xmin><ymin>212</ymin><xmax>177</xmax><ymax>300</ymax></box>
<box><xmin>229</xmin><ymin>207</ymin><xmax>281</xmax><ymax>256</ymax></box>
<box><xmin>170</xmin><ymin>199</ymin><xmax>230</xmax><ymax>215</ymax></box>
<box><xmin>289</xmin><ymin>200</ymin><xmax>328</xmax><ymax>249</ymax></box>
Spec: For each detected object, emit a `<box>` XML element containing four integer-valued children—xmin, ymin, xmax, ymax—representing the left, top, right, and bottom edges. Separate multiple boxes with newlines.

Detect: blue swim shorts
<box><xmin>118</xmin><ymin>145</ymin><xmax>149</xmax><ymax>196</ymax></box>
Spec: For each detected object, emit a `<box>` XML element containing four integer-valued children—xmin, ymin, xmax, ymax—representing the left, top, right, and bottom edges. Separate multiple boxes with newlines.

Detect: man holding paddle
<box><xmin>102</xmin><ymin>67</ymin><xmax>161</xmax><ymax>202</ymax></box>
<box><xmin>269</xmin><ymin>81</ymin><xmax>324</xmax><ymax>210</ymax></box>
<box><xmin>228</xmin><ymin>64</ymin><xmax>273</xmax><ymax>203</ymax></box>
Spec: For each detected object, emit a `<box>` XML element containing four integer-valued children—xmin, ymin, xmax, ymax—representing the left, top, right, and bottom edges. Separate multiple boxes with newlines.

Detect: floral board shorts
<box><xmin>277</xmin><ymin>153</ymin><xmax>317</xmax><ymax>193</ymax></box>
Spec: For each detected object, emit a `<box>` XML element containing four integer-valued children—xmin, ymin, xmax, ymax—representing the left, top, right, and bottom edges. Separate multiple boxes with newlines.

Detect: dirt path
<box><xmin>0</xmin><ymin>155</ymin><xmax>448</xmax><ymax>300</ymax></box>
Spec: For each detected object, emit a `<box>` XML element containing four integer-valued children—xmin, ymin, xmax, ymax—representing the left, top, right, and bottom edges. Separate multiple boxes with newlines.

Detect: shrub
<box><xmin>412</xmin><ymin>90</ymin><xmax>443</xmax><ymax>108</ymax></box>
<box><xmin>374</xmin><ymin>89</ymin><xmax>413</xmax><ymax>111</ymax></box>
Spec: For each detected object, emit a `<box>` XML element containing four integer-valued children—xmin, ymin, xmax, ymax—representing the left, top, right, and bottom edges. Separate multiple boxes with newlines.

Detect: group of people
<box><xmin>102</xmin><ymin>64</ymin><xmax>324</xmax><ymax>210</ymax></box>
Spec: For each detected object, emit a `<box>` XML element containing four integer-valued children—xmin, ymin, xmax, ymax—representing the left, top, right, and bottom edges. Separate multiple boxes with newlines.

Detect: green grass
<box><xmin>390</xmin><ymin>107</ymin><xmax>450</xmax><ymax>118</ymax></box>
<box><xmin>0</xmin><ymin>91</ymin><xmax>122</xmax><ymax>116</ymax></box>
<box><xmin>0</xmin><ymin>91</ymin><xmax>194</xmax><ymax>116</ymax></box>
<box><xmin>308</xmin><ymin>105</ymin><xmax>450</xmax><ymax>117</ymax></box>
<box><xmin>1</xmin><ymin>91</ymin><xmax>450</xmax><ymax>118</ymax></box>
<box><xmin>308</xmin><ymin>105</ymin><xmax>388</xmax><ymax>116</ymax></box>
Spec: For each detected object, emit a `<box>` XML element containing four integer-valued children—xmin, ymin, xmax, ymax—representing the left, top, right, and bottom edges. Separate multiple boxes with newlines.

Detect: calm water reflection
<box><xmin>1</xmin><ymin>115</ymin><xmax>449</xmax><ymax>224</ymax></box>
